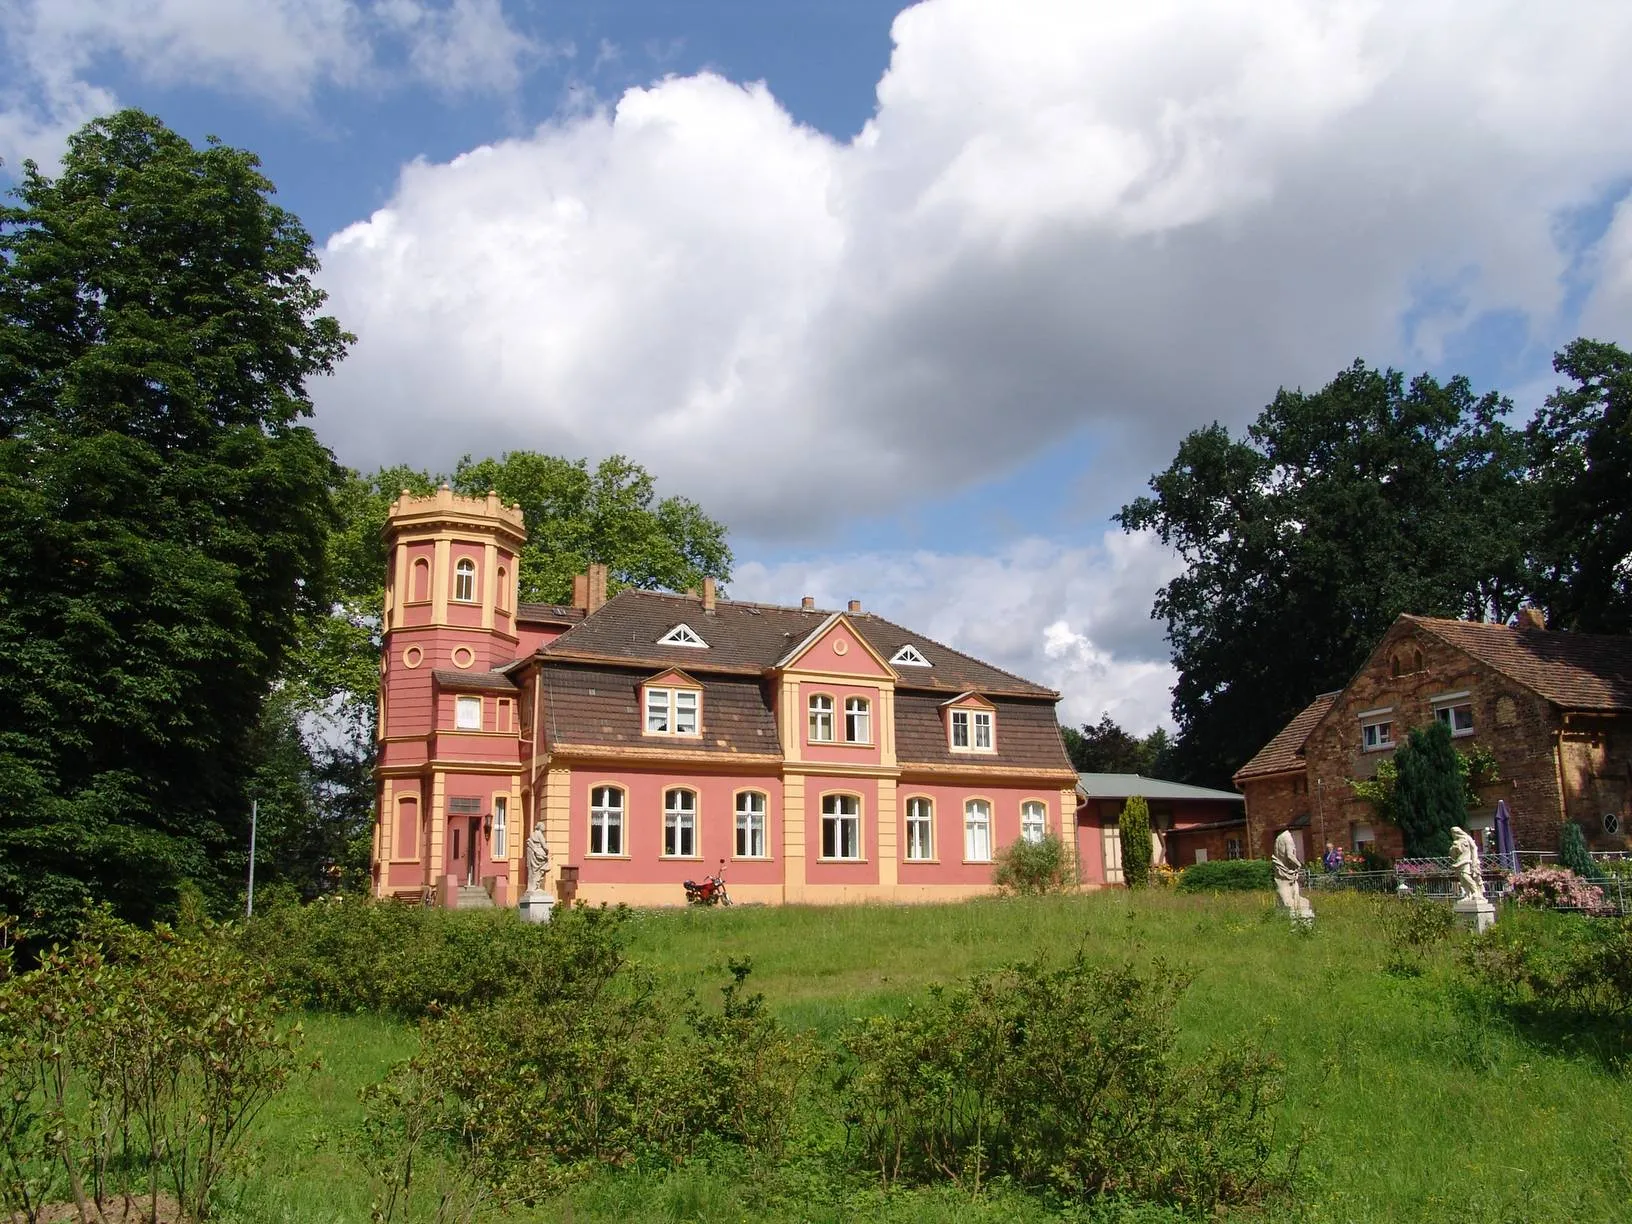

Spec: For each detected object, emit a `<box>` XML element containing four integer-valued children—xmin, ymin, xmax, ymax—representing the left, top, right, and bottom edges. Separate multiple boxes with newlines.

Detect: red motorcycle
<box><xmin>683</xmin><ymin>860</ymin><xmax>731</xmax><ymax>907</ymax></box>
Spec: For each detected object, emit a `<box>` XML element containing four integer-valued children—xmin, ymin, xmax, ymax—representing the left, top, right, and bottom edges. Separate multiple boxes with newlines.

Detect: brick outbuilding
<box><xmin>1234</xmin><ymin>612</ymin><xmax>1632</xmax><ymax>860</ymax></box>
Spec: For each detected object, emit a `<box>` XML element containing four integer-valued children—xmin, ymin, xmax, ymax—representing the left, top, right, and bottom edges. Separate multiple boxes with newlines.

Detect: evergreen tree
<box><xmin>1391</xmin><ymin>722</ymin><xmax>1464</xmax><ymax>858</ymax></box>
<box><xmin>1118</xmin><ymin>795</ymin><xmax>1152</xmax><ymax>888</ymax></box>
<box><xmin>0</xmin><ymin>111</ymin><xmax>348</xmax><ymax>935</ymax></box>
<box><xmin>1558</xmin><ymin>820</ymin><xmax>1605</xmax><ymax>883</ymax></box>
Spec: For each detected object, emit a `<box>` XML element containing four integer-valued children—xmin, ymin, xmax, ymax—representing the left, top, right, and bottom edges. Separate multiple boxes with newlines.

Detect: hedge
<box><xmin>1176</xmin><ymin>859</ymin><xmax>1274</xmax><ymax>893</ymax></box>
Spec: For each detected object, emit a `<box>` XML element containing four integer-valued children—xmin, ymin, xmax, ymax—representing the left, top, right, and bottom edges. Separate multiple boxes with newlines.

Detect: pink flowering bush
<box><xmin>1506</xmin><ymin>865</ymin><xmax>1609</xmax><ymax>914</ymax></box>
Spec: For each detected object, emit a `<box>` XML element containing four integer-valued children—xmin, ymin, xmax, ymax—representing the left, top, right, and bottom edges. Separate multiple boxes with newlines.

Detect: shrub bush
<box><xmin>1175</xmin><ymin>860</ymin><xmax>1273</xmax><ymax>894</ymax></box>
<box><xmin>236</xmin><ymin>893</ymin><xmax>631</xmax><ymax>1019</ymax></box>
<box><xmin>1119</xmin><ymin>797</ymin><xmax>1152</xmax><ymax>889</ymax></box>
<box><xmin>840</xmin><ymin>955</ymin><xmax>1293</xmax><ymax>1213</ymax></box>
<box><xmin>1465</xmin><ymin>909</ymin><xmax>1632</xmax><ymax>1022</ymax></box>
<box><xmin>1375</xmin><ymin>894</ymin><xmax>1459</xmax><ymax>976</ymax></box>
<box><xmin>1558</xmin><ymin>822</ymin><xmax>1607</xmax><ymax>883</ymax></box>
<box><xmin>992</xmin><ymin>835</ymin><xmax>1071</xmax><ymax>895</ymax></box>
<box><xmin>1506</xmin><ymin>865</ymin><xmax>1608</xmax><ymax>914</ymax></box>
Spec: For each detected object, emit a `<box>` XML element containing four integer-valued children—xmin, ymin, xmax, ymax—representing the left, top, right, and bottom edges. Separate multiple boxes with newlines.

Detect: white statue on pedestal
<box><xmin>1450</xmin><ymin>825</ymin><xmax>1484</xmax><ymax>904</ymax></box>
<box><xmin>1273</xmin><ymin>829</ymin><xmax>1314</xmax><ymax>924</ymax></box>
<box><xmin>525</xmin><ymin>825</ymin><xmax>551</xmax><ymax>895</ymax></box>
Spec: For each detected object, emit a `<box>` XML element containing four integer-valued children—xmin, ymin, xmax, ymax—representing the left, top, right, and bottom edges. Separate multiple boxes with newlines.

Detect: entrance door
<box><xmin>467</xmin><ymin>819</ymin><xmax>481</xmax><ymax>885</ymax></box>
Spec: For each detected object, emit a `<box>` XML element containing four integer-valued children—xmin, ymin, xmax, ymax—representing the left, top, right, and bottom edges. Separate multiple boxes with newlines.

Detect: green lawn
<box><xmin>238</xmin><ymin>891</ymin><xmax>1632</xmax><ymax>1223</ymax></box>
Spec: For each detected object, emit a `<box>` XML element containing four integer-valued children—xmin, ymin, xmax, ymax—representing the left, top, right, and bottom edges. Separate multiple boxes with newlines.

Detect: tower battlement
<box><xmin>385</xmin><ymin>484</ymin><xmax>526</xmax><ymax>545</ymax></box>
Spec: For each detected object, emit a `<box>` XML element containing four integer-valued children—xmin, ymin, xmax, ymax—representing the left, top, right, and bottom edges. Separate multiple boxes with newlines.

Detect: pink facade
<box><xmin>1072</xmin><ymin>785</ymin><xmax>1248</xmax><ymax>885</ymax></box>
<box><xmin>372</xmin><ymin>491</ymin><xmax>1080</xmax><ymax>908</ymax></box>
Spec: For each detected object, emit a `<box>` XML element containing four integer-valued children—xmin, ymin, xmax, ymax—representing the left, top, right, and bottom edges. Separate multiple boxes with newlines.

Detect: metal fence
<box><xmin>1303</xmin><ymin>854</ymin><xmax>1632</xmax><ymax>916</ymax></box>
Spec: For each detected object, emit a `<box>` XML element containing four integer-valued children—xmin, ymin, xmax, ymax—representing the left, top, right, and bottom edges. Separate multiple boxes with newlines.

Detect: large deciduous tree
<box><xmin>1528</xmin><ymin>338</ymin><xmax>1632</xmax><ymax>634</ymax></box>
<box><xmin>0</xmin><ymin>111</ymin><xmax>348</xmax><ymax>934</ymax></box>
<box><xmin>1118</xmin><ymin>361</ymin><xmax>1533</xmax><ymax>787</ymax></box>
<box><xmin>1061</xmin><ymin>713</ymin><xmax>1176</xmax><ymax>779</ymax></box>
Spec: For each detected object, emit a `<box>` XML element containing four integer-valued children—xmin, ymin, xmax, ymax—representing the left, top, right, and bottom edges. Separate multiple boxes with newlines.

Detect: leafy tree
<box><xmin>1391</xmin><ymin>722</ymin><xmax>1463</xmax><ymax>858</ymax></box>
<box><xmin>1528</xmin><ymin>338</ymin><xmax>1632</xmax><ymax>634</ymax></box>
<box><xmin>1118</xmin><ymin>795</ymin><xmax>1152</xmax><ymax>888</ymax></box>
<box><xmin>1119</xmin><ymin>360</ymin><xmax>1534</xmax><ymax>786</ymax></box>
<box><xmin>0</xmin><ymin>111</ymin><xmax>348</xmax><ymax>935</ymax></box>
<box><xmin>1061</xmin><ymin>714</ymin><xmax>1178</xmax><ymax>778</ymax></box>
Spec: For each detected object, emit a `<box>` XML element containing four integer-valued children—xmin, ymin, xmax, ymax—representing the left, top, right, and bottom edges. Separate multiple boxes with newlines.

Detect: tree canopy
<box><xmin>0</xmin><ymin>111</ymin><xmax>349</xmax><ymax>934</ymax></box>
<box><xmin>1118</xmin><ymin>360</ymin><xmax>1533</xmax><ymax>786</ymax></box>
<box><xmin>1061</xmin><ymin>714</ymin><xmax>1176</xmax><ymax>779</ymax></box>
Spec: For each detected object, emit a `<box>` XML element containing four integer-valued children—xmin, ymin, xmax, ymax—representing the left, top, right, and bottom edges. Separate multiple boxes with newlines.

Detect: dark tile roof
<box><xmin>894</xmin><ymin>692</ymin><xmax>1072</xmax><ymax>770</ymax></box>
<box><xmin>540</xmin><ymin>663</ymin><xmax>781</xmax><ymax>757</ymax></box>
<box><xmin>540</xmin><ymin>590</ymin><xmax>1056</xmax><ymax>697</ymax></box>
<box><xmin>1233</xmin><ymin>691</ymin><xmax>1340</xmax><ymax>782</ymax></box>
<box><xmin>1406</xmin><ymin>615</ymin><xmax>1632</xmax><ymax>712</ymax></box>
<box><xmin>432</xmin><ymin>669</ymin><xmax>519</xmax><ymax>692</ymax></box>
<box><xmin>517</xmin><ymin>602</ymin><xmax>586</xmax><ymax>625</ymax></box>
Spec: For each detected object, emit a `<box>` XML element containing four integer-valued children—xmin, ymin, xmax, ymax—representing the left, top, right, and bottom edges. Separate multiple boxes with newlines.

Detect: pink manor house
<box><xmin>371</xmin><ymin>487</ymin><xmax>1099</xmax><ymax>908</ymax></box>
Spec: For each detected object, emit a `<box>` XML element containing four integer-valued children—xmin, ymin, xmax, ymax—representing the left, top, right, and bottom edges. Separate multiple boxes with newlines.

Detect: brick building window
<box><xmin>1360</xmin><ymin>710</ymin><xmax>1394</xmax><ymax>751</ymax></box>
<box><xmin>1226</xmin><ymin>837</ymin><xmax>1242</xmax><ymax>860</ymax></box>
<box><xmin>1433</xmin><ymin>694</ymin><xmax>1474</xmax><ymax>737</ymax></box>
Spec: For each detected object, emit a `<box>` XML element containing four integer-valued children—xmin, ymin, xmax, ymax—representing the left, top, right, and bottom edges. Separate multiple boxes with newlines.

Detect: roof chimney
<box><xmin>572</xmin><ymin>572</ymin><xmax>590</xmax><ymax>611</ymax></box>
<box><xmin>587</xmin><ymin>563</ymin><xmax>609</xmax><ymax>614</ymax></box>
<box><xmin>702</xmin><ymin>575</ymin><xmax>717</xmax><ymax>613</ymax></box>
<box><xmin>801</xmin><ymin>596</ymin><xmax>815</xmax><ymax>611</ymax></box>
<box><xmin>847</xmin><ymin>599</ymin><xmax>861</xmax><ymax>614</ymax></box>
<box><xmin>1516</xmin><ymin>606</ymin><xmax>1547</xmax><ymax>631</ymax></box>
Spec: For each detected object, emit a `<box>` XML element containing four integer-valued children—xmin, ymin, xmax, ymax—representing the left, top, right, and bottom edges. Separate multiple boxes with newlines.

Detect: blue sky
<box><xmin>5</xmin><ymin>0</ymin><xmax>1632</xmax><ymax>731</ymax></box>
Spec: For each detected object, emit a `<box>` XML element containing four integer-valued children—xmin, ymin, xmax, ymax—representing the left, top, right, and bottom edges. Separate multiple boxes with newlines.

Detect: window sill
<box><xmin>948</xmin><ymin>748</ymin><xmax>998</xmax><ymax>756</ymax></box>
<box><xmin>902</xmin><ymin>857</ymin><xmax>940</xmax><ymax>865</ymax></box>
<box><xmin>815</xmin><ymin>857</ymin><xmax>868</xmax><ymax>864</ymax></box>
<box><xmin>586</xmin><ymin>852</ymin><xmax>631</xmax><ymax>860</ymax></box>
<box><xmin>963</xmin><ymin>858</ymin><xmax>994</xmax><ymax>866</ymax></box>
<box><xmin>643</xmin><ymin>732</ymin><xmax>704</xmax><ymax>740</ymax></box>
<box><xmin>659</xmin><ymin>855</ymin><xmax>703</xmax><ymax>861</ymax></box>
<box><xmin>1450</xmin><ymin>729</ymin><xmax>1475</xmax><ymax>738</ymax></box>
<box><xmin>1361</xmin><ymin>745</ymin><xmax>1395</xmax><ymax>753</ymax></box>
<box><xmin>732</xmin><ymin>854</ymin><xmax>773</xmax><ymax>862</ymax></box>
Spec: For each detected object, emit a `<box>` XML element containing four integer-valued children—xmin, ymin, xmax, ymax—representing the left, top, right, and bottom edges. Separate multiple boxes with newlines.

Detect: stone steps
<box><xmin>454</xmin><ymin>884</ymin><xmax>494</xmax><ymax>910</ymax></box>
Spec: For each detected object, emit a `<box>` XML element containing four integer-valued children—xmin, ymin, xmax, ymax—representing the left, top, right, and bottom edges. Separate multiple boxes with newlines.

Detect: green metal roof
<box><xmin>1075</xmin><ymin>773</ymin><xmax>1244</xmax><ymax>803</ymax></box>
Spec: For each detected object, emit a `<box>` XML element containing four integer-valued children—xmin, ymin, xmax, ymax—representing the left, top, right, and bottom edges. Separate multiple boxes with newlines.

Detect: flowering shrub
<box><xmin>1506</xmin><ymin>866</ymin><xmax>1609</xmax><ymax>914</ymax></box>
<box><xmin>1150</xmin><ymin>863</ymin><xmax>1180</xmax><ymax>890</ymax></box>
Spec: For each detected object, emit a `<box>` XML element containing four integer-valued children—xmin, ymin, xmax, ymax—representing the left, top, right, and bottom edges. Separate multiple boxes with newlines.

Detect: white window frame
<box><xmin>1226</xmin><ymin>837</ymin><xmax>1243</xmax><ymax>861</ymax></box>
<box><xmin>644</xmin><ymin>685</ymin><xmax>701</xmax><ymax>737</ymax></box>
<box><xmin>820</xmin><ymin>793</ymin><xmax>862</xmax><ymax>861</ymax></box>
<box><xmin>1361</xmin><ymin>716</ymin><xmax>1394</xmax><ymax>752</ymax></box>
<box><xmin>453</xmin><ymin>557</ymin><xmax>476</xmax><ymax>603</ymax></box>
<box><xmin>844</xmin><ymin>696</ymin><xmax>871</xmax><ymax>744</ymax></box>
<box><xmin>1433</xmin><ymin>696</ymin><xmax>1475</xmax><ymax>737</ymax></box>
<box><xmin>949</xmin><ymin>707</ymin><xmax>996</xmax><ymax>753</ymax></box>
<box><xmin>905</xmin><ymin>796</ymin><xmax>934</xmax><ymax>861</ymax></box>
<box><xmin>735</xmin><ymin>791</ymin><xmax>768</xmax><ymax>859</ymax></box>
<box><xmin>964</xmin><ymin>799</ymin><xmax>992</xmax><ymax>862</ymax></box>
<box><xmin>455</xmin><ymin>695</ymin><xmax>482</xmax><ymax>730</ymax></box>
<box><xmin>808</xmin><ymin>694</ymin><xmax>835</xmax><ymax>743</ymax></box>
<box><xmin>1020</xmin><ymin>800</ymin><xmax>1047</xmax><ymax>844</ymax></box>
<box><xmin>589</xmin><ymin>786</ymin><xmax>625</xmax><ymax>856</ymax></box>
<box><xmin>659</xmin><ymin>623</ymin><xmax>708</xmax><ymax>648</ymax></box>
<box><xmin>891</xmin><ymin>644</ymin><xmax>931</xmax><ymax>667</ymax></box>
<box><xmin>492</xmin><ymin>796</ymin><xmax>508</xmax><ymax>859</ymax></box>
<box><xmin>663</xmin><ymin>788</ymin><xmax>698</xmax><ymax>858</ymax></box>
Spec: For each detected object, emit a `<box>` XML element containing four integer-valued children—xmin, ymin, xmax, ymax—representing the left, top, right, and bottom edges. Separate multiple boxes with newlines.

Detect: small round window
<box><xmin>1605</xmin><ymin>812</ymin><xmax>1622</xmax><ymax>836</ymax></box>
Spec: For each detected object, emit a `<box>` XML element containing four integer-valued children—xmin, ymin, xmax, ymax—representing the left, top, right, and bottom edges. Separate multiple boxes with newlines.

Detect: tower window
<box><xmin>454</xmin><ymin>558</ymin><xmax>476</xmax><ymax>603</ymax></box>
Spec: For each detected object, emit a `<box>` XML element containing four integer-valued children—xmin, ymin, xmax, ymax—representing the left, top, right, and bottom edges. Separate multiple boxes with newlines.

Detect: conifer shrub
<box><xmin>992</xmin><ymin>834</ymin><xmax>1072</xmax><ymax>895</ymax></box>
<box><xmin>1558</xmin><ymin>821</ymin><xmax>1607</xmax><ymax>883</ymax></box>
<box><xmin>840</xmin><ymin>955</ymin><xmax>1293</xmax><ymax>1212</ymax></box>
<box><xmin>1175</xmin><ymin>859</ymin><xmax>1274</xmax><ymax>893</ymax></box>
<box><xmin>1393</xmin><ymin>721</ymin><xmax>1464</xmax><ymax>857</ymax></box>
<box><xmin>1119</xmin><ymin>796</ymin><xmax>1153</xmax><ymax>889</ymax></box>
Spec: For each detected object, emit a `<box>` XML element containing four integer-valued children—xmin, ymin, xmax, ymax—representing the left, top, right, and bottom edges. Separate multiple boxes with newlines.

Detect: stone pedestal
<box><xmin>1280</xmin><ymin>897</ymin><xmax>1315</xmax><ymax>928</ymax></box>
<box><xmin>519</xmin><ymin>890</ymin><xmax>556</xmax><ymax>924</ymax></box>
<box><xmin>1454</xmin><ymin>895</ymin><xmax>1496</xmax><ymax>934</ymax></box>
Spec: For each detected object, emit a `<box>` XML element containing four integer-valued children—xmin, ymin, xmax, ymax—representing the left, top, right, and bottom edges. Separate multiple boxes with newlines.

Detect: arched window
<box><xmin>1390</xmin><ymin>655</ymin><xmax>1401</xmax><ymax>678</ymax></box>
<box><xmin>905</xmin><ymin>796</ymin><xmax>934</xmax><ymax>861</ymax></box>
<box><xmin>964</xmin><ymin>799</ymin><xmax>992</xmax><ymax>862</ymax></box>
<box><xmin>1021</xmin><ymin>800</ymin><xmax>1047</xmax><ymax>844</ymax></box>
<box><xmin>454</xmin><ymin>558</ymin><xmax>476</xmax><ymax>603</ymax></box>
<box><xmin>664</xmin><ymin>788</ymin><xmax>698</xmax><ymax>857</ymax></box>
<box><xmin>844</xmin><ymin>696</ymin><xmax>871</xmax><ymax>743</ymax></box>
<box><xmin>396</xmin><ymin>796</ymin><xmax>419</xmax><ymax>860</ymax></box>
<box><xmin>820</xmin><ymin>793</ymin><xmax>861</xmax><ymax>860</ymax></box>
<box><xmin>411</xmin><ymin>557</ymin><xmax>430</xmax><ymax>602</ymax></box>
<box><xmin>497</xmin><ymin>566</ymin><xmax>508</xmax><ymax>611</ymax></box>
<box><xmin>589</xmin><ymin>786</ymin><xmax>624</xmax><ymax>856</ymax></box>
<box><xmin>735</xmin><ymin>791</ymin><xmax>767</xmax><ymax>858</ymax></box>
<box><xmin>808</xmin><ymin>694</ymin><xmax>835</xmax><ymax>742</ymax></box>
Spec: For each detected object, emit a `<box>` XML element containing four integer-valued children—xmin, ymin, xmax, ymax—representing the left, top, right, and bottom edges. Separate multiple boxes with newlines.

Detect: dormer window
<box><xmin>659</xmin><ymin>623</ymin><xmax>708</xmax><ymax>648</ymax></box>
<box><xmin>453</xmin><ymin>558</ymin><xmax>476</xmax><ymax>602</ymax></box>
<box><xmin>891</xmin><ymin>644</ymin><xmax>931</xmax><ymax>667</ymax></box>
<box><xmin>946</xmin><ymin>698</ymin><xmax>995</xmax><ymax>754</ymax></box>
<box><xmin>644</xmin><ymin>679</ymin><xmax>701</xmax><ymax>737</ymax></box>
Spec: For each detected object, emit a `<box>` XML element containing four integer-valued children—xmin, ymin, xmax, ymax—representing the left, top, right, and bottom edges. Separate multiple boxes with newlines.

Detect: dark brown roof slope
<box><xmin>1407</xmin><ymin>615</ymin><xmax>1632</xmax><ymax>712</ymax></box>
<box><xmin>541</xmin><ymin>590</ymin><xmax>1056</xmax><ymax>697</ymax></box>
<box><xmin>432</xmin><ymin>669</ymin><xmax>519</xmax><ymax>692</ymax></box>
<box><xmin>540</xmin><ymin>663</ymin><xmax>780</xmax><ymax>756</ymax></box>
<box><xmin>895</xmin><ymin>693</ymin><xmax>1072</xmax><ymax>770</ymax></box>
<box><xmin>1233</xmin><ymin>691</ymin><xmax>1339</xmax><ymax>782</ymax></box>
<box><xmin>517</xmin><ymin>602</ymin><xmax>586</xmax><ymax>625</ymax></box>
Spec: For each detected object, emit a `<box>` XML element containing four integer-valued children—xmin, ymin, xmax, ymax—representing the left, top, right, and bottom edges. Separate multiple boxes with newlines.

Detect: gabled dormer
<box><xmin>777</xmin><ymin>613</ymin><xmax>895</xmax><ymax>678</ymax></box>
<box><xmin>941</xmin><ymin>691</ymin><xmax>997</xmax><ymax>754</ymax></box>
<box><xmin>659</xmin><ymin>622</ymin><xmax>708</xmax><ymax>648</ymax></box>
<box><xmin>642</xmin><ymin>667</ymin><xmax>703</xmax><ymax>739</ymax></box>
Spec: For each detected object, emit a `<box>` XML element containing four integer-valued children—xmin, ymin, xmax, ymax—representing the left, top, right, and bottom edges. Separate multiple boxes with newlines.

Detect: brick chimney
<box><xmin>587</xmin><ymin>563</ymin><xmax>609</xmax><ymax>614</ymax></box>
<box><xmin>847</xmin><ymin>599</ymin><xmax>861</xmax><ymax>613</ymax></box>
<box><xmin>702</xmin><ymin>575</ymin><xmax>717</xmax><ymax>613</ymax></box>
<box><xmin>1516</xmin><ymin>606</ymin><xmax>1547</xmax><ymax>631</ymax></box>
<box><xmin>801</xmin><ymin>596</ymin><xmax>815</xmax><ymax>611</ymax></box>
<box><xmin>572</xmin><ymin>573</ymin><xmax>590</xmax><ymax>610</ymax></box>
